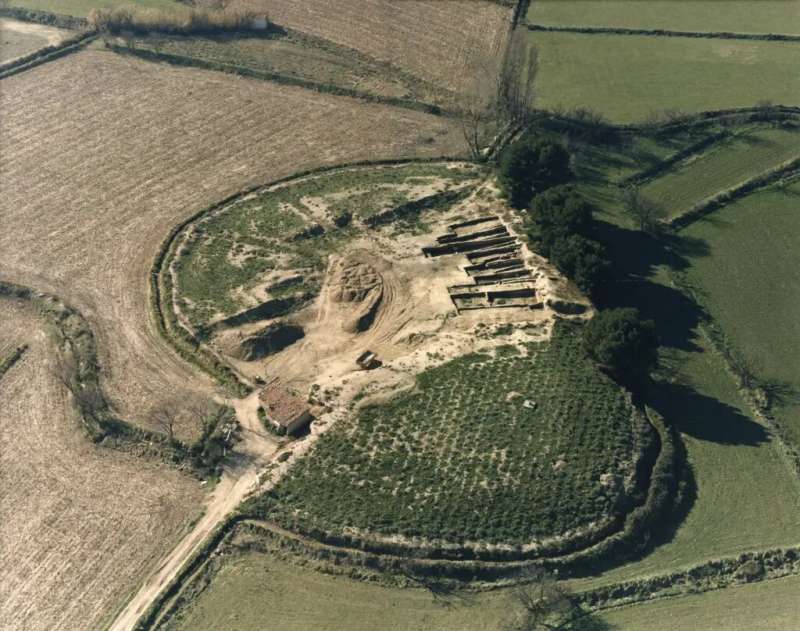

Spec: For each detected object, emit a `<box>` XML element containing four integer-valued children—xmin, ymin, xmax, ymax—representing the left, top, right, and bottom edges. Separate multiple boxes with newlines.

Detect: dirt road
<box><xmin>108</xmin><ymin>392</ymin><xmax>276</xmax><ymax>631</ymax></box>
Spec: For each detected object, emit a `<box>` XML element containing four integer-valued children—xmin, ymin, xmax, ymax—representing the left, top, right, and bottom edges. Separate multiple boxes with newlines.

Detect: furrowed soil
<box><xmin>0</xmin><ymin>18</ymin><xmax>69</xmax><ymax>64</ymax></box>
<box><xmin>228</xmin><ymin>0</ymin><xmax>512</xmax><ymax>98</ymax></box>
<box><xmin>0</xmin><ymin>46</ymin><xmax>464</xmax><ymax>441</ymax></box>
<box><xmin>0</xmin><ymin>298</ymin><xmax>205</xmax><ymax>631</ymax></box>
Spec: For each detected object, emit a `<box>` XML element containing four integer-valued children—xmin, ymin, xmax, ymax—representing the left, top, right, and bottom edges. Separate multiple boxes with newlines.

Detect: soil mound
<box><xmin>329</xmin><ymin>257</ymin><xmax>385</xmax><ymax>333</ymax></box>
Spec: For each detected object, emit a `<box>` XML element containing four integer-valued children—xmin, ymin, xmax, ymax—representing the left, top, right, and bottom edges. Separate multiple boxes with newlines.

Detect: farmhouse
<box><xmin>259</xmin><ymin>381</ymin><xmax>313</xmax><ymax>435</ymax></box>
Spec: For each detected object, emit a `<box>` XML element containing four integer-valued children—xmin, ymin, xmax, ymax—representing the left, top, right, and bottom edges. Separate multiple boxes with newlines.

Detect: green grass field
<box><xmin>600</xmin><ymin>575</ymin><xmax>800</xmax><ymax>630</ymax></box>
<box><xmin>530</xmin><ymin>32</ymin><xmax>800</xmax><ymax>122</ymax></box>
<box><xmin>641</xmin><ymin>124</ymin><xmax>800</xmax><ymax>219</ymax></box>
<box><xmin>165</xmin><ymin>551</ymin><xmax>515</xmax><ymax>631</ymax></box>
<box><xmin>527</xmin><ymin>0</ymin><xmax>800</xmax><ymax>35</ymax></box>
<box><xmin>680</xmin><ymin>180</ymin><xmax>800</xmax><ymax>446</ymax></box>
<box><xmin>8</xmin><ymin>0</ymin><xmax>184</xmax><ymax>17</ymax></box>
<box><xmin>249</xmin><ymin>323</ymin><xmax>651</xmax><ymax>547</ymax></box>
<box><xmin>173</xmin><ymin>164</ymin><xmax>478</xmax><ymax>328</ymax></box>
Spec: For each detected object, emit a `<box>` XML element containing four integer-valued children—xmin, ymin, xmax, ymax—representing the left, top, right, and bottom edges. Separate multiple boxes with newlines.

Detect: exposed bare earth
<box><xmin>0</xmin><ymin>47</ymin><xmax>464</xmax><ymax>441</ymax></box>
<box><xmin>231</xmin><ymin>0</ymin><xmax>513</xmax><ymax>97</ymax></box>
<box><xmin>0</xmin><ymin>298</ymin><xmax>205</xmax><ymax>631</ymax></box>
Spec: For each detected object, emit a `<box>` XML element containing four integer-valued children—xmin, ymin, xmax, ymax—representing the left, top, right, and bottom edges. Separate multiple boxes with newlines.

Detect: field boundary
<box><xmin>0</xmin><ymin>343</ymin><xmax>28</xmax><ymax>381</ymax></box>
<box><xmin>104</xmin><ymin>44</ymin><xmax>447</xmax><ymax>116</ymax></box>
<box><xmin>668</xmin><ymin>156</ymin><xmax>800</xmax><ymax>229</ymax></box>
<box><xmin>525</xmin><ymin>22</ymin><xmax>800</xmax><ymax>43</ymax></box>
<box><xmin>579</xmin><ymin>546</ymin><xmax>800</xmax><ymax>613</ymax></box>
<box><xmin>0</xmin><ymin>6</ymin><xmax>87</xmax><ymax>30</ymax></box>
<box><xmin>0</xmin><ymin>31</ymin><xmax>97</xmax><ymax>79</ymax></box>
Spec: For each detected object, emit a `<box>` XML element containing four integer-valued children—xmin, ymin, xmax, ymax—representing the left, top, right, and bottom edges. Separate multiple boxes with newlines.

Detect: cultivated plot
<box><xmin>228</xmin><ymin>0</ymin><xmax>512</xmax><ymax>99</ymax></box>
<box><xmin>0</xmin><ymin>47</ymin><xmax>464</xmax><ymax>440</ymax></box>
<box><xmin>0</xmin><ymin>17</ymin><xmax>68</xmax><ymax>63</ymax></box>
<box><xmin>0</xmin><ymin>299</ymin><xmax>204</xmax><ymax>631</ymax></box>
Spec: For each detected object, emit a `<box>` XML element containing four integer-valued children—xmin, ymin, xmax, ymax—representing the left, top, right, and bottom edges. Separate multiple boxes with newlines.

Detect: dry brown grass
<box><xmin>227</xmin><ymin>0</ymin><xmax>513</xmax><ymax>98</ymax></box>
<box><xmin>0</xmin><ymin>47</ymin><xmax>464</xmax><ymax>441</ymax></box>
<box><xmin>0</xmin><ymin>298</ymin><xmax>205</xmax><ymax>631</ymax></box>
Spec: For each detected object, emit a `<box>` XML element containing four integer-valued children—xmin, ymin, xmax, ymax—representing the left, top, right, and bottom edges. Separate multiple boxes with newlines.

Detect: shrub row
<box><xmin>105</xmin><ymin>44</ymin><xmax>445</xmax><ymax>116</ymax></box>
<box><xmin>0</xmin><ymin>344</ymin><xmax>28</xmax><ymax>380</ymax></box>
<box><xmin>525</xmin><ymin>23</ymin><xmax>800</xmax><ymax>43</ymax></box>
<box><xmin>580</xmin><ymin>546</ymin><xmax>800</xmax><ymax>612</ymax></box>
<box><xmin>0</xmin><ymin>7</ymin><xmax>86</xmax><ymax>30</ymax></box>
<box><xmin>670</xmin><ymin>156</ymin><xmax>800</xmax><ymax>229</ymax></box>
<box><xmin>0</xmin><ymin>32</ymin><xmax>96</xmax><ymax>80</ymax></box>
<box><xmin>619</xmin><ymin>131</ymin><xmax>730</xmax><ymax>187</ymax></box>
<box><xmin>88</xmin><ymin>6</ymin><xmax>265</xmax><ymax>36</ymax></box>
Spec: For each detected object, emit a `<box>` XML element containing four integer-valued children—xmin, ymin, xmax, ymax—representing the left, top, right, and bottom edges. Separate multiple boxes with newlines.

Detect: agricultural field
<box><xmin>680</xmin><ymin>180</ymin><xmax>800</xmax><ymax>446</ymax></box>
<box><xmin>529</xmin><ymin>31</ymin><xmax>800</xmax><ymax>122</ymax></box>
<box><xmin>250</xmin><ymin>322</ymin><xmax>652</xmax><ymax>547</ymax></box>
<box><xmin>0</xmin><ymin>297</ymin><xmax>204</xmax><ymax>630</ymax></box>
<box><xmin>641</xmin><ymin>123</ymin><xmax>800</xmax><ymax>219</ymax></box>
<box><xmin>0</xmin><ymin>46</ymin><xmax>463</xmax><ymax>440</ymax></box>
<box><xmin>599</xmin><ymin>575</ymin><xmax>800</xmax><ymax>631</ymax></box>
<box><xmin>224</xmin><ymin>0</ymin><xmax>512</xmax><ymax>99</ymax></box>
<box><xmin>134</xmin><ymin>30</ymin><xmax>442</xmax><ymax>103</ymax></box>
<box><xmin>527</xmin><ymin>0</ymin><xmax>800</xmax><ymax>35</ymax></box>
<box><xmin>0</xmin><ymin>17</ymin><xmax>68</xmax><ymax>63</ymax></box>
<box><xmin>7</xmin><ymin>0</ymin><xmax>184</xmax><ymax>16</ymax></box>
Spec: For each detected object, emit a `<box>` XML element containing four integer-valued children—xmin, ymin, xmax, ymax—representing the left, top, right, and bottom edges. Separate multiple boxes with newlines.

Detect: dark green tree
<box><xmin>528</xmin><ymin>186</ymin><xmax>595</xmax><ymax>254</ymax></box>
<box><xmin>498</xmin><ymin>139</ymin><xmax>572</xmax><ymax>209</ymax></box>
<box><xmin>549</xmin><ymin>235</ymin><xmax>610</xmax><ymax>297</ymax></box>
<box><xmin>583</xmin><ymin>308</ymin><xmax>658</xmax><ymax>384</ymax></box>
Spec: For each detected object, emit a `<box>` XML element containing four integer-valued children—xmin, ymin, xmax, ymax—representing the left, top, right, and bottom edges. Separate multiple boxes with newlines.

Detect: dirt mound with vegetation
<box><xmin>329</xmin><ymin>255</ymin><xmax>385</xmax><ymax>333</ymax></box>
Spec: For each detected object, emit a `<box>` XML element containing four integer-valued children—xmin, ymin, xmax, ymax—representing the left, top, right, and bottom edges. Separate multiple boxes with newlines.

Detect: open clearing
<box><xmin>227</xmin><ymin>0</ymin><xmax>512</xmax><ymax>99</ymax></box>
<box><xmin>641</xmin><ymin>123</ymin><xmax>800</xmax><ymax>219</ymax></box>
<box><xmin>527</xmin><ymin>0</ymin><xmax>800</xmax><ymax>35</ymax></box>
<box><xmin>529</xmin><ymin>32</ymin><xmax>800</xmax><ymax>122</ymax></box>
<box><xmin>0</xmin><ymin>17</ymin><xmax>69</xmax><ymax>63</ymax></box>
<box><xmin>0</xmin><ymin>298</ymin><xmax>204</xmax><ymax>631</ymax></box>
<box><xmin>680</xmin><ymin>180</ymin><xmax>800</xmax><ymax>447</ymax></box>
<box><xmin>0</xmin><ymin>46</ymin><xmax>463</xmax><ymax>440</ymax></box>
<box><xmin>600</xmin><ymin>574</ymin><xmax>800</xmax><ymax>630</ymax></box>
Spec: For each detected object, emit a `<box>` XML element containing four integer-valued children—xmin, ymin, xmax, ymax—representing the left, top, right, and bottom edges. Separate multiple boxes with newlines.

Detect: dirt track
<box><xmin>0</xmin><ymin>299</ymin><xmax>204</xmax><ymax>631</ymax></box>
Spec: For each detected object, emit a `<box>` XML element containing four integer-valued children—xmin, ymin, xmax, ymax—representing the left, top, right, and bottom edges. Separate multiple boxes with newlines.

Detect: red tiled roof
<box><xmin>259</xmin><ymin>381</ymin><xmax>309</xmax><ymax>427</ymax></box>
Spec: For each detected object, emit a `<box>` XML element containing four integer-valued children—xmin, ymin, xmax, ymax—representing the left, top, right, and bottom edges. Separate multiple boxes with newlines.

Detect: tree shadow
<box><xmin>647</xmin><ymin>379</ymin><xmax>769</xmax><ymax>447</ymax></box>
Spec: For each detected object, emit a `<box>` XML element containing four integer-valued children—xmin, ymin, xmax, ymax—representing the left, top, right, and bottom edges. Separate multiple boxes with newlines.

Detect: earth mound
<box><xmin>329</xmin><ymin>256</ymin><xmax>384</xmax><ymax>333</ymax></box>
<box><xmin>216</xmin><ymin>320</ymin><xmax>305</xmax><ymax>361</ymax></box>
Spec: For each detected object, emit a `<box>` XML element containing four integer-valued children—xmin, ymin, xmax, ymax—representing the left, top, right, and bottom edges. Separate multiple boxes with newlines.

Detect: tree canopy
<box><xmin>583</xmin><ymin>308</ymin><xmax>658</xmax><ymax>384</ymax></box>
<box><xmin>498</xmin><ymin>139</ymin><xmax>572</xmax><ymax>209</ymax></box>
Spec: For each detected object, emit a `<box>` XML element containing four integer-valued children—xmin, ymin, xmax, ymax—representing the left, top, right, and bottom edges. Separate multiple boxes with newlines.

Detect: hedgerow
<box><xmin>248</xmin><ymin>322</ymin><xmax>653</xmax><ymax>549</ymax></box>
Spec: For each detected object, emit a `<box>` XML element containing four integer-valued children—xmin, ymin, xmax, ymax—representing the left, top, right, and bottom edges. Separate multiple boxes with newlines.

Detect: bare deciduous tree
<box><xmin>621</xmin><ymin>185</ymin><xmax>668</xmax><ymax>235</ymax></box>
<box><xmin>455</xmin><ymin>31</ymin><xmax>539</xmax><ymax>160</ymax></box>
<box><xmin>504</xmin><ymin>568</ymin><xmax>579</xmax><ymax>631</ymax></box>
<box><xmin>148</xmin><ymin>396</ymin><xmax>211</xmax><ymax>444</ymax></box>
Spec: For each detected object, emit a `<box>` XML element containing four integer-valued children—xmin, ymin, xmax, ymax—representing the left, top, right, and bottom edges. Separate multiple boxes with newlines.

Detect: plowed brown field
<box><xmin>0</xmin><ymin>298</ymin><xmax>205</xmax><ymax>631</ymax></box>
<box><xmin>0</xmin><ymin>47</ymin><xmax>464</xmax><ymax>440</ymax></box>
<box><xmin>231</xmin><ymin>0</ymin><xmax>513</xmax><ymax>96</ymax></box>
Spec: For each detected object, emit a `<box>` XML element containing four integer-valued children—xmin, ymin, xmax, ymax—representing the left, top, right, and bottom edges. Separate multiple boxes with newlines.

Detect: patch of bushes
<box><xmin>497</xmin><ymin>137</ymin><xmax>572</xmax><ymax>209</ymax></box>
<box><xmin>89</xmin><ymin>6</ymin><xmax>265</xmax><ymax>36</ymax></box>
<box><xmin>525</xmin><ymin>186</ymin><xmax>610</xmax><ymax>297</ymax></box>
<box><xmin>583</xmin><ymin>308</ymin><xmax>658</xmax><ymax>387</ymax></box>
<box><xmin>0</xmin><ymin>344</ymin><xmax>28</xmax><ymax>379</ymax></box>
<box><xmin>189</xmin><ymin>406</ymin><xmax>239</xmax><ymax>478</ymax></box>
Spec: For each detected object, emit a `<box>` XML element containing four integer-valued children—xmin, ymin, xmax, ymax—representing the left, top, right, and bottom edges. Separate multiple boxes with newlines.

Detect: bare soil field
<box><xmin>0</xmin><ymin>298</ymin><xmax>205</xmax><ymax>631</ymax></box>
<box><xmin>0</xmin><ymin>46</ymin><xmax>464</xmax><ymax>441</ymax></box>
<box><xmin>0</xmin><ymin>18</ymin><xmax>69</xmax><ymax>64</ymax></box>
<box><xmin>226</xmin><ymin>0</ymin><xmax>513</xmax><ymax>98</ymax></box>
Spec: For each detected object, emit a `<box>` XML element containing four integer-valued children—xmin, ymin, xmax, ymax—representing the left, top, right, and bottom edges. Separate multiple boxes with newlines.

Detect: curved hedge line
<box><xmin>0</xmin><ymin>32</ymin><xmax>96</xmax><ymax>80</ymax></box>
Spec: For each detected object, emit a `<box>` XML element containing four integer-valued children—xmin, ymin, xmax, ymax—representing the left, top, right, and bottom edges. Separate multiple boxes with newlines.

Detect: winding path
<box><xmin>108</xmin><ymin>392</ymin><xmax>276</xmax><ymax>631</ymax></box>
